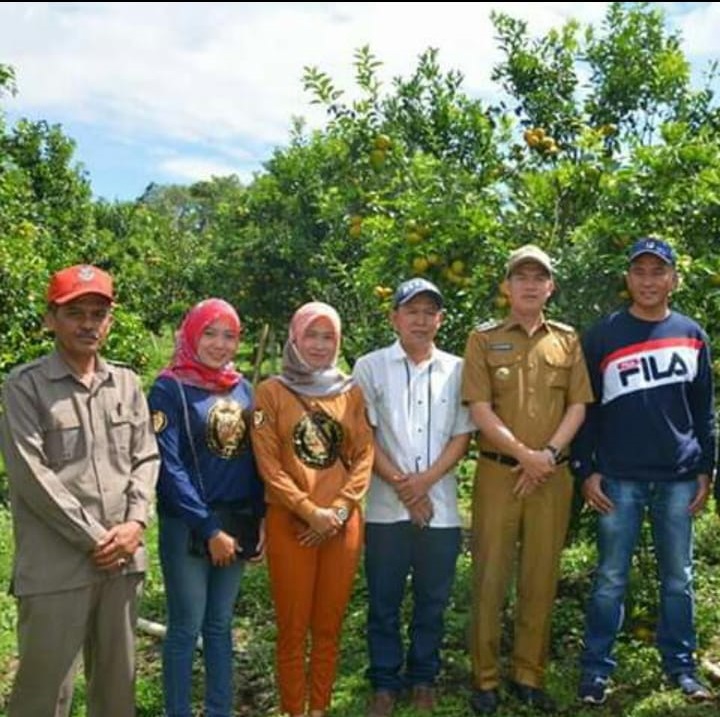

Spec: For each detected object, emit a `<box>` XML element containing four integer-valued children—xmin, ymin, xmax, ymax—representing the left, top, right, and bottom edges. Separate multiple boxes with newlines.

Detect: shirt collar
<box><xmin>389</xmin><ymin>339</ymin><xmax>445</xmax><ymax>371</ymax></box>
<box><xmin>502</xmin><ymin>314</ymin><xmax>550</xmax><ymax>334</ymax></box>
<box><xmin>46</xmin><ymin>350</ymin><xmax>112</xmax><ymax>383</ymax></box>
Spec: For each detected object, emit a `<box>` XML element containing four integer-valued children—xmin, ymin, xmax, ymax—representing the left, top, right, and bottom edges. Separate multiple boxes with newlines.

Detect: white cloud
<box><xmin>0</xmin><ymin>2</ymin><xmax>610</xmax><ymax>141</ymax></box>
<box><xmin>0</xmin><ymin>2</ymin><xmax>715</xmax><ymax>198</ymax></box>
<box><xmin>673</xmin><ymin>2</ymin><xmax>720</xmax><ymax>59</ymax></box>
<box><xmin>158</xmin><ymin>155</ymin><xmax>251</xmax><ymax>183</ymax></box>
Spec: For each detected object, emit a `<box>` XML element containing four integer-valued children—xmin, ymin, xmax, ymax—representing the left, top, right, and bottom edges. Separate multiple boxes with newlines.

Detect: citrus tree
<box><xmin>210</xmin><ymin>3</ymin><xmax>719</xmax><ymax>367</ymax></box>
<box><xmin>0</xmin><ymin>64</ymin><xmax>150</xmax><ymax>375</ymax></box>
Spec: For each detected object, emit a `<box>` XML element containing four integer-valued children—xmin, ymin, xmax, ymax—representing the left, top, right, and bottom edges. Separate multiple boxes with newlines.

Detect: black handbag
<box><xmin>187</xmin><ymin>500</ymin><xmax>261</xmax><ymax>560</ymax></box>
<box><xmin>172</xmin><ymin>377</ymin><xmax>261</xmax><ymax>560</ymax></box>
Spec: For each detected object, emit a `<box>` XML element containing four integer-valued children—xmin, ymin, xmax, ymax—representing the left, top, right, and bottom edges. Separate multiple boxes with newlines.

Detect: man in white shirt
<box><xmin>353</xmin><ymin>278</ymin><xmax>474</xmax><ymax>717</ymax></box>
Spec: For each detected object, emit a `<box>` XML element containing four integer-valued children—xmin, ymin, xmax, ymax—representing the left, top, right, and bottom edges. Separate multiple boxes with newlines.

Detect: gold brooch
<box><xmin>495</xmin><ymin>367</ymin><xmax>511</xmax><ymax>381</ymax></box>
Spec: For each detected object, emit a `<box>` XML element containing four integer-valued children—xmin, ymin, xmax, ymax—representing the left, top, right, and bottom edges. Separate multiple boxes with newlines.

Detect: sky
<box><xmin>2</xmin><ymin>2</ymin><xmax>719</xmax><ymax>202</ymax></box>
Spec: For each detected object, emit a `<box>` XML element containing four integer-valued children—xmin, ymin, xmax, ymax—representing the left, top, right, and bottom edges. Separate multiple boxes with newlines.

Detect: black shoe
<box><xmin>507</xmin><ymin>681</ymin><xmax>557</xmax><ymax>713</ymax></box>
<box><xmin>470</xmin><ymin>688</ymin><xmax>500</xmax><ymax>715</ymax></box>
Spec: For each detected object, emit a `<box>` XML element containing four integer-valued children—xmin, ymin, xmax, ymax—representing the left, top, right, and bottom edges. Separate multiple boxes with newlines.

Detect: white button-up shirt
<box><xmin>353</xmin><ymin>340</ymin><xmax>474</xmax><ymax>526</ymax></box>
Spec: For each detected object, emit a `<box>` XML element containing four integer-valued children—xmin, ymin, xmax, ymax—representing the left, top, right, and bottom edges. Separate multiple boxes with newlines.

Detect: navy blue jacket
<box><xmin>149</xmin><ymin>376</ymin><xmax>264</xmax><ymax>539</ymax></box>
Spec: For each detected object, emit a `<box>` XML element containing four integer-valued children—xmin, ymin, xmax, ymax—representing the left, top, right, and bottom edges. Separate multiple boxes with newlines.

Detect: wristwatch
<box><xmin>334</xmin><ymin>505</ymin><xmax>349</xmax><ymax>524</ymax></box>
<box><xmin>544</xmin><ymin>444</ymin><xmax>562</xmax><ymax>464</ymax></box>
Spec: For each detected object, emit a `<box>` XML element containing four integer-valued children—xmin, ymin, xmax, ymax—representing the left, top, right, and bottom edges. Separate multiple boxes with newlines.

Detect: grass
<box><xmin>1</xmin><ymin>500</ymin><xmax>719</xmax><ymax>716</ymax></box>
<box><xmin>1</xmin><ymin>336</ymin><xmax>719</xmax><ymax>715</ymax></box>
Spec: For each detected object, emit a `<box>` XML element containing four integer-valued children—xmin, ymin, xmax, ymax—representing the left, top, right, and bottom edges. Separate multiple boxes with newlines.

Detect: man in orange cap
<box><xmin>0</xmin><ymin>264</ymin><xmax>159</xmax><ymax>717</ymax></box>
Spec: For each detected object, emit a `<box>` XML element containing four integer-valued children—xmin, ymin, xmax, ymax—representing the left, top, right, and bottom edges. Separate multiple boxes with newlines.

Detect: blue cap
<box><xmin>628</xmin><ymin>237</ymin><xmax>676</xmax><ymax>266</ymax></box>
<box><xmin>393</xmin><ymin>278</ymin><xmax>444</xmax><ymax>309</ymax></box>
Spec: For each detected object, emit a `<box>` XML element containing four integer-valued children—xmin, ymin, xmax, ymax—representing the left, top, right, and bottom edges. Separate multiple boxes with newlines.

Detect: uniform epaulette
<box><xmin>546</xmin><ymin>319</ymin><xmax>575</xmax><ymax>332</ymax></box>
<box><xmin>8</xmin><ymin>356</ymin><xmax>45</xmax><ymax>379</ymax></box>
<box><xmin>475</xmin><ymin>319</ymin><xmax>502</xmax><ymax>333</ymax></box>
<box><xmin>106</xmin><ymin>359</ymin><xmax>136</xmax><ymax>372</ymax></box>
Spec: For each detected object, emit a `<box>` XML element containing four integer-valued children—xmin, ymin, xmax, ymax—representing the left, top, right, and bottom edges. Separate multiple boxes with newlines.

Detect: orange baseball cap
<box><xmin>47</xmin><ymin>264</ymin><xmax>114</xmax><ymax>305</ymax></box>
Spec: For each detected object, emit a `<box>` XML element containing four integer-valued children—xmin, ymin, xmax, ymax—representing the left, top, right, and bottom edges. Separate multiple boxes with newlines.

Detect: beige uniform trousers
<box><xmin>9</xmin><ymin>574</ymin><xmax>143</xmax><ymax>717</ymax></box>
<box><xmin>470</xmin><ymin>458</ymin><xmax>572</xmax><ymax>689</ymax></box>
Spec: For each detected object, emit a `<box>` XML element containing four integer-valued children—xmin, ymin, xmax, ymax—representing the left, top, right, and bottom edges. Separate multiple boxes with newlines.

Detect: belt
<box><xmin>479</xmin><ymin>451</ymin><xmax>568</xmax><ymax>467</ymax></box>
<box><xmin>480</xmin><ymin>451</ymin><xmax>519</xmax><ymax>467</ymax></box>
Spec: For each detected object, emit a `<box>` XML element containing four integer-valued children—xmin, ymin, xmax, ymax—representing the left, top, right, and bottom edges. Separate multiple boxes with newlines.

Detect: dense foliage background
<box><xmin>1</xmin><ymin>3</ymin><xmax>719</xmax><ymax>715</ymax></box>
<box><xmin>1</xmin><ymin>2</ymin><xmax>719</xmax><ymax>375</ymax></box>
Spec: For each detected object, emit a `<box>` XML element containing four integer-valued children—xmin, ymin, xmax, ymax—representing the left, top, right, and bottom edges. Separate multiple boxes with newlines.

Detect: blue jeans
<box><xmin>365</xmin><ymin>522</ymin><xmax>461</xmax><ymax>692</ymax></box>
<box><xmin>159</xmin><ymin>514</ymin><xmax>245</xmax><ymax>717</ymax></box>
<box><xmin>580</xmin><ymin>477</ymin><xmax>698</xmax><ymax>679</ymax></box>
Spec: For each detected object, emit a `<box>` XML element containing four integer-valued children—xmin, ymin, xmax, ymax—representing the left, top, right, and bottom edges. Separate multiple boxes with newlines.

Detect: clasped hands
<box><xmin>391</xmin><ymin>472</ymin><xmax>433</xmax><ymax>528</ymax></box>
<box><xmin>297</xmin><ymin>506</ymin><xmax>345</xmax><ymax>547</ymax></box>
<box><xmin>93</xmin><ymin>520</ymin><xmax>144</xmax><ymax>571</ymax></box>
<box><xmin>511</xmin><ymin>448</ymin><xmax>556</xmax><ymax>498</ymax></box>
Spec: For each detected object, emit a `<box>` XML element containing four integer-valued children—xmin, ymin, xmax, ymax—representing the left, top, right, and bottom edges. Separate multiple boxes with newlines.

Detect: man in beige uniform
<box><xmin>0</xmin><ymin>265</ymin><xmax>159</xmax><ymax>717</ymax></box>
<box><xmin>462</xmin><ymin>245</ymin><xmax>592</xmax><ymax>714</ymax></box>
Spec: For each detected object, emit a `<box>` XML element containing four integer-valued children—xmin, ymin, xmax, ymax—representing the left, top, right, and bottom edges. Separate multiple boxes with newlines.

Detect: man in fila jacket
<box><xmin>572</xmin><ymin>237</ymin><xmax>717</xmax><ymax>706</ymax></box>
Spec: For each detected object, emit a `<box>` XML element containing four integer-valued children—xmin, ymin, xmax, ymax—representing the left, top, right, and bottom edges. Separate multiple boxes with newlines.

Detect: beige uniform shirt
<box><xmin>462</xmin><ymin>317</ymin><xmax>593</xmax><ymax>451</ymax></box>
<box><xmin>0</xmin><ymin>351</ymin><xmax>159</xmax><ymax>596</ymax></box>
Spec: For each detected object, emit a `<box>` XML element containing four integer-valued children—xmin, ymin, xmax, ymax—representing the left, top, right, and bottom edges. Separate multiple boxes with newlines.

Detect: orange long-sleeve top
<box><xmin>250</xmin><ymin>378</ymin><xmax>374</xmax><ymax>523</ymax></box>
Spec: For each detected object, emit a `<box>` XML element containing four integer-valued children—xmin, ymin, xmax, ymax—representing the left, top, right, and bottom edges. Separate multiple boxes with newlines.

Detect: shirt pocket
<box><xmin>374</xmin><ymin>385</ymin><xmax>401</xmax><ymax>424</ymax></box>
<box><xmin>543</xmin><ymin>351</ymin><xmax>573</xmax><ymax>389</ymax></box>
<box><xmin>108</xmin><ymin>406</ymin><xmax>145</xmax><ymax>466</ymax></box>
<box><xmin>428</xmin><ymin>376</ymin><xmax>457</xmax><ymax>443</ymax></box>
<box><xmin>45</xmin><ymin>406</ymin><xmax>82</xmax><ymax>468</ymax></box>
<box><xmin>485</xmin><ymin>351</ymin><xmax>522</xmax><ymax>394</ymax></box>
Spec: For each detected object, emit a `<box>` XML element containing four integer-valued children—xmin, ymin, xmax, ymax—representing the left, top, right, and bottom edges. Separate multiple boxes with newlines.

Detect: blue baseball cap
<box><xmin>628</xmin><ymin>237</ymin><xmax>676</xmax><ymax>266</ymax></box>
<box><xmin>393</xmin><ymin>278</ymin><xmax>444</xmax><ymax>309</ymax></box>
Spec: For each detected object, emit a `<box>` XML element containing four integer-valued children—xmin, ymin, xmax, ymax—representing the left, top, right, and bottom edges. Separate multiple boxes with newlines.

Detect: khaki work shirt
<box><xmin>0</xmin><ymin>351</ymin><xmax>159</xmax><ymax>596</ymax></box>
<box><xmin>462</xmin><ymin>317</ymin><xmax>593</xmax><ymax>451</ymax></box>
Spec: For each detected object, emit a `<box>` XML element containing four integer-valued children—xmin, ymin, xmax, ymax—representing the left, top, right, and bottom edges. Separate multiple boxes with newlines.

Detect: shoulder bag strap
<box><xmin>170</xmin><ymin>375</ymin><xmax>207</xmax><ymax>501</ymax></box>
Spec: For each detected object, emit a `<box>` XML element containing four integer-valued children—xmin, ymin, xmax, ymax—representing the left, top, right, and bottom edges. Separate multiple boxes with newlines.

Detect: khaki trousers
<box><xmin>470</xmin><ymin>459</ymin><xmax>572</xmax><ymax>689</ymax></box>
<box><xmin>265</xmin><ymin>504</ymin><xmax>363</xmax><ymax>715</ymax></box>
<box><xmin>9</xmin><ymin>574</ymin><xmax>143</xmax><ymax>717</ymax></box>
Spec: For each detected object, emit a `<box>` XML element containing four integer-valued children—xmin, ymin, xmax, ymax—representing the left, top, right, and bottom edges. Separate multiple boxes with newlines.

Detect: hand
<box><xmin>511</xmin><ymin>468</ymin><xmax>543</xmax><ymax>498</ymax></box>
<box><xmin>246</xmin><ymin>519</ymin><xmax>267</xmax><ymax>563</ymax></box>
<box><xmin>207</xmin><ymin>530</ymin><xmax>237</xmax><ymax>567</ymax></box>
<box><xmin>393</xmin><ymin>472</ymin><xmax>430</xmax><ymax>507</ymax></box>
<box><xmin>582</xmin><ymin>473</ymin><xmax>613</xmax><ymax>514</ymax></box>
<box><xmin>296</xmin><ymin>524</ymin><xmax>327</xmax><ymax>547</ymax></box>
<box><xmin>407</xmin><ymin>495</ymin><xmax>434</xmax><ymax>528</ymax></box>
<box><xmin>688</xmin><ymin>474</ymin><xmax>711</xmax><ymax>516</ymax></box>
<box><xmin>306</xmin><ymin>506</ymin><xmax>343</xmax><ymax>537</ymax></box>
<box><xmin>516</xmin><ymin>448</ymin><xmax>555</xmax><ymax>484</ymax></box>
<box><xmin>93</xmin><ymin>520</ymin><xmax>144</xmax><ymax>571</ymax></box>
